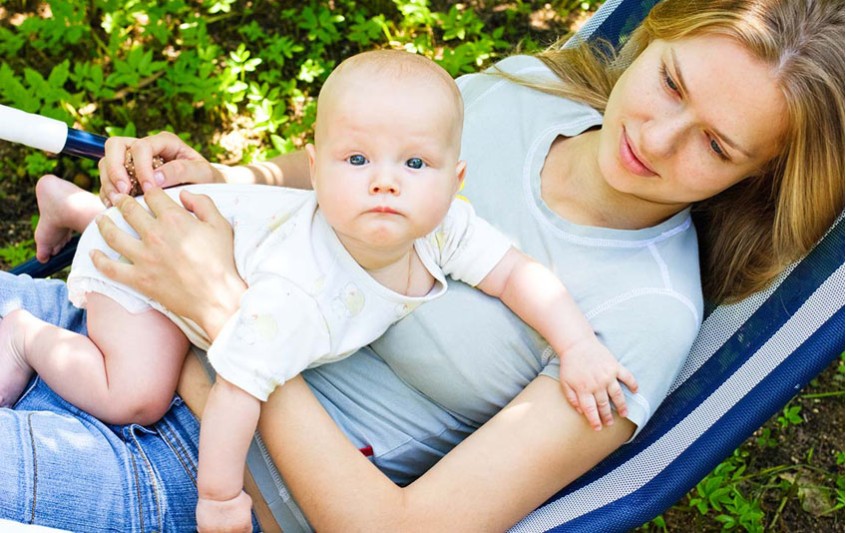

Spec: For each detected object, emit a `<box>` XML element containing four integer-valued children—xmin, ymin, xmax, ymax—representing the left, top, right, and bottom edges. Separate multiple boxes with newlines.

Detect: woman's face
<box><xmin>598</xmin><ymin>34</ymin><xmax>788</xmax><ymax>209</ymax></box>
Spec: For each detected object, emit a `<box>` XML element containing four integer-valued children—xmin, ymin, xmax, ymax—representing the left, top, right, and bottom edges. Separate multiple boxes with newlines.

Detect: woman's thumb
<box><xmin>142</xmin><ymin>159</ymin><xmax>214</xmax><ymax>191</ymax></box>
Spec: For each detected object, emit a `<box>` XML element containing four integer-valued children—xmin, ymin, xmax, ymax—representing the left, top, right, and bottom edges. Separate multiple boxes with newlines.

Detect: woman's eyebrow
<box><xmin>670</xmin><ymin>48</ymin><xmax>754</xmax><ymax>159</ymax></box>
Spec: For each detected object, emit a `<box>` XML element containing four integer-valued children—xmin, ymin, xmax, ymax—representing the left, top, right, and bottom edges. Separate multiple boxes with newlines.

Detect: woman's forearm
<box><xmin>214</xmin><ymin>150</ymin><xmax>311</xmax><ymax>189</ymax></box>
<box><xmin>258</xmin><ymin>376</ymin><xmax>635</xmax><ymax>531</ymax></box>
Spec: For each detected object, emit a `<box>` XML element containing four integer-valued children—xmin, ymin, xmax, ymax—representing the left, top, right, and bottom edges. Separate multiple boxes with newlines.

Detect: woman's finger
<box><xmin>131</xmin><ymin>132</ymin><xmax>207</xmax><ymax>191</ymax></box>
<box><xmin>99</xmin><ymin>136</ymin><xmax>135</xmax><ymax>206</ymax></box>
<box><xmin>141</xmin><ymin>187</ymin><xmax>193</xmax><ymax>224</ymax></box>
<box><xmin>95</xmin><ymin>213</ymin><xmax>145</xmax><ymax>261</ymax></box>
<box><xmin>107</xmin><ymin>194</ymin><xmax>160</xmax><ymax>241</ymax></box>
<box><xmin>89</xmin><ymin>249</ymin><xmax>138</xmax><ymax>289</ymax></box>
<box><xmin>153</xmin><ymin>159</ymin><xmax>218</xmax><ymax>189</ymax></box>
<box><xmin>179</xmin><ymin>190</ymin><xmax>229</xmax><ymax>230</ymax></box>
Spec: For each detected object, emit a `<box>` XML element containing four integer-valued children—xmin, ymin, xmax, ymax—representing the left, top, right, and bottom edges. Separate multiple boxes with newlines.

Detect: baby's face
<box><xmin>309</xmin><ymin>71</ymin><xmax>464</xmax><ymax>255</ymax></box>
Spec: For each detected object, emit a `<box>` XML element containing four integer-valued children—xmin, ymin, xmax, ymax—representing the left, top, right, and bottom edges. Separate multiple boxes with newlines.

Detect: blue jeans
<box><xmin>0</xmin><ymin>272</ymin><xmax>258</xmax><ymax>531</ymax></box>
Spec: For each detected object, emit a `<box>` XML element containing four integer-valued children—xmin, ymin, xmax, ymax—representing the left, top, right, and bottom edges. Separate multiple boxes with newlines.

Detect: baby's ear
<box><xmin>455</xmin><ymin>160</ymin><xmax>467</xmax><ymax>190</ymax></box>
<box><xmin>305</xmin><ymin>144</ymin><xmax>317</xmax><ymax>185</ymax></box>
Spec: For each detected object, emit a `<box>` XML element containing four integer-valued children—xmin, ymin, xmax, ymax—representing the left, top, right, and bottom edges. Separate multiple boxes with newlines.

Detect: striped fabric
<box><xmin>512</xmin><ymin>217</ymin><xmax>844</xmax><ymax>532</ymax></box>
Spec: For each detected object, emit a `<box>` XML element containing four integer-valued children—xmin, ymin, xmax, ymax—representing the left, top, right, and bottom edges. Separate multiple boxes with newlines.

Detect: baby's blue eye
<box><xmin>406</xmin><ymin>157</ymin><xmax>425</xmax><ymax>169</ymax></box>
<box><xmin>348</xmin><ymin>154</ymin><xmax>367</xmax><ymax>166</ymax></box>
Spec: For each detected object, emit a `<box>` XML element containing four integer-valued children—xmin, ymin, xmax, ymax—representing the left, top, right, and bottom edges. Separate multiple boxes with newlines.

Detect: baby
<box><xmin>0</xmin><ymin>50</ymin><xmax>637</xmax><ymax>528</ymax></box>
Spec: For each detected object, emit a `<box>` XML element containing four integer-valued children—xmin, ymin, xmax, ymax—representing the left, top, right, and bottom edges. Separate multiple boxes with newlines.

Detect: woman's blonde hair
<box><xmin>521</xmin><ymin>0</ymin><xmax>844</xmax><ymax>303</ymax></box>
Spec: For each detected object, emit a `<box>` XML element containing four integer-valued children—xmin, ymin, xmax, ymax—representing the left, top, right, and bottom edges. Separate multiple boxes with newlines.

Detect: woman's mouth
<box><xmin>620</xmin><ymin>129</ymin><xmax>657</xmax><ymax>177</ymax></box>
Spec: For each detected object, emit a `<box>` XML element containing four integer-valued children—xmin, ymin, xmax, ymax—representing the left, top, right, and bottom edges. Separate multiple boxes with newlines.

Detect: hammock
<box><xmin>4</xmin><ymin>1</ymin><xmax>844</xmax><ymax>530</ymax></box>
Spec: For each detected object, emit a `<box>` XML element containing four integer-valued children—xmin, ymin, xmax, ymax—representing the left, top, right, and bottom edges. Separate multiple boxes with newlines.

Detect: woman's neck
<box><xmin>541</xmin><ymin>132</ymin><xmax>684</xmax><ymax>230</ymax></box>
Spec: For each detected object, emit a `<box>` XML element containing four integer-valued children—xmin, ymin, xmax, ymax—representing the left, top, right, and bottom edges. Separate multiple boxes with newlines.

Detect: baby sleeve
<box><xmin>206</xmin><ymin>273</ymin><xmax>331</xmax><ymax>401</ymax></box>
<box><xmin>426</xmin><ymin>199</ymin><xmax>513</xmax><ymax>287</ymax></box>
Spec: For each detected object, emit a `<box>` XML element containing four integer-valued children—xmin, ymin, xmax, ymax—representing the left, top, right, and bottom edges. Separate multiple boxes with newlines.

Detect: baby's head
<box><xmin>307</xmin><ymin>50</ymin><xmax>466</xmax><ymax>256</ymax></box>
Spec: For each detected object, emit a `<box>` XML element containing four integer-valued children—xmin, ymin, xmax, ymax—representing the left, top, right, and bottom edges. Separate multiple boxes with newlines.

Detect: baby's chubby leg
<box><xmin>0</xmin><ymin>311</ymin><xmax>36</xmax><ymax>407</ymax></box>
<box><xmin>13</xmin><ymin>293</ymin><xmax>189</xmax><ymax>425</ymax></box>
<box><xmin>34</xmin><ymin>175</ymin><xmax>106</xmax><ymax>263</ymax></box>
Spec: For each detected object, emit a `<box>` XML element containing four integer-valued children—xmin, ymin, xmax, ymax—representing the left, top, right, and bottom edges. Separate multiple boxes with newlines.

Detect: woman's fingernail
<box><xmin>108</xmin><ymin>192</ymin><xmax>119</xmax><ymax>205</ymax></box>
<box><xmin>117</xmin><ymin>181</ymin><xmax>129</xmax><ymax>193</ymax></box>
<box><xmin>154</xmin><ymin>171</ymin><xmax>165</xmax><ymax>185</ymax></box>
<box><xmin>142</xmin><ymin>181</ymin><xmax>152</xmax><ymax>192</ymax></box>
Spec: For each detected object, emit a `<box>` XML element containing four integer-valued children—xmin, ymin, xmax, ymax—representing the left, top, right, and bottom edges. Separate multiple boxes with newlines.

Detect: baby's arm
<box><xmin>476</xmin><ymin>247</ymin><xmax>638</xmax><ymax>431</ymax></box>
<box><xmin>196</xmin><ymin>376</ymin><xmax>259</xmax><ymax>532</ymax></box>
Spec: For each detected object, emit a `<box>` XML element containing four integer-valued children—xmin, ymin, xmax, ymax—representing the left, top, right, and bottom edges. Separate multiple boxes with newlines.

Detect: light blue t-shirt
<box><xmin>251</xmin><ymin>56</ymin><xmax>703</xmax><ymax>527</ymax></box>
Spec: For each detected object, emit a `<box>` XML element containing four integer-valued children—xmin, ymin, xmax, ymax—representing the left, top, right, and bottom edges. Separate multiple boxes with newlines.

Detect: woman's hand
<box><xmin>90</xmin><ymin>187</ymin><xmax>246</xmax><ymax>339</ymax></box>
<box><xmin>98</xmin><ymin>132</ymin><xmax>225</xmax><ymax>207</ymax></box>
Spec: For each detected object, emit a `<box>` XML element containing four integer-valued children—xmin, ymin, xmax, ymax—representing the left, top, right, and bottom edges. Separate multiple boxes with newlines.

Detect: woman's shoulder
<box><xmin>457</xmin><ymin>55</ymin><xmax>600</xmax><ymax>129</ymax></box>
<box><xmin>456</xmin><ymin>55</ymin><xmax>552</xmax><ymax>98</ymax></box>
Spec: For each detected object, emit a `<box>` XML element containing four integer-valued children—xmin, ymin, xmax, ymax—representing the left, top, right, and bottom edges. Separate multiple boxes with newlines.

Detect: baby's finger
<box><xmin>562</xmin><ymin>383</ymin><xmax>579</xmax><ymax>410</ymax></box>
<box><xmin>578</xmin><ymin>392</ymin><xmax>602</xmax><ymax>431</ymax></box>
<box><xmin>617</xmin><ymin>365</ymin><xmax>639</xmax><ymax>393</ymax></box>
<box><xmin>608</xmin><ymin>380</ymin><xmax>628</xmax><ymax>418</ymax></box>
<box><xmin>594</xmin><ymin>389</ymin><xmax>614</xmax><ymax>427</ymax></box>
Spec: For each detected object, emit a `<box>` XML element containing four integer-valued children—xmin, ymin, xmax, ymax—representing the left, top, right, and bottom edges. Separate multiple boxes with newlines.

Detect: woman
<box><xmin>1</xmin><ymin>0</ymin><xmax>843</xmax><ymax>530</ymax></box>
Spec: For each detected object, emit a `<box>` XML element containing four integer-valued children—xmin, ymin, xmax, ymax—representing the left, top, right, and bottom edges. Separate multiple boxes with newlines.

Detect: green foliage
<box><xmin>777</xmin><ymin>402</ymin><xmax>803</xmax><ymax>429</ymax></box>
<box><xmin>0</xmin><ymin>5</ymin><xmax>841</xmax><ymax>532</ymax></box>
<box><xmin>687</xmin><ymin>450</ymin><xmax>765</xmax><ymax>532</ymax></box>
<box><xmin>0</xmin><ymin>0</ymin><xmax>583</xmax><ymax>172</ymax></box>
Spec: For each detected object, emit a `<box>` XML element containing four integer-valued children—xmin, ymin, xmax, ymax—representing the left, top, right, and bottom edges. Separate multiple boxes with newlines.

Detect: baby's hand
<box><xmin>558</xmin><ymin>337</ymin><xmax>638</xmax><ymax>431</ymax></box>
<box><xmin>196</xmin><ymin>491</ymin><xmax>253</xmax><ymax>533</ymax></box>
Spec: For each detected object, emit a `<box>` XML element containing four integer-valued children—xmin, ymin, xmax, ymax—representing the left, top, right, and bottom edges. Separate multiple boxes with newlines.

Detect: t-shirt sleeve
<box><xmin>207</xmin><ymin>274</ymin><xmax>331</xmax><ymax>401</ymax></box>
<box><xmin>541</xmin><ymin>291</ymin><xmax>701</xmax><ymax>439</ymax></box>
<box><xmin>426</xmin><ymin>199</ymin><xmax>513</xmax><ymax>287</ymax></box>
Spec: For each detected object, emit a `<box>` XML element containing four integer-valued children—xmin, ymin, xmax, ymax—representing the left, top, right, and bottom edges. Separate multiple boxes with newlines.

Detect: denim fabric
<box><xmin>0</xmin><ymin>380</ymin><xmax>201</xmax><ymax>531</ymax></box>
<box><xmin>0</xmin><ymin>272</ymin><xmax>86</xmax><ymax>334</ymax></box>
<box><xmin>0</xmin><ymin>272</ymin><xmax>259</xmax><ymax>531</ymax></box>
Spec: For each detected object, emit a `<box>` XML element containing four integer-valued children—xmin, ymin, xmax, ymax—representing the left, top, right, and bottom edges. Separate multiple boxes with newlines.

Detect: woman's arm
<box><xmin>260</xmin><ymin>374</ymin><xmax>635</xmax><ymax>531</ymax></box>
<box><xmin>94</xmin><ymin>182</ymin><xmax>634</xmax><ymax>530</ymax></box>
<box><xmin>97</xmin><ymin>132</ymin><xmax>312</xmax><ymax>206</ymax></box>
<box><xmin>211</xmin><ymin>151</ymin><xmax>311</xmax><ymax>189</ymax></box>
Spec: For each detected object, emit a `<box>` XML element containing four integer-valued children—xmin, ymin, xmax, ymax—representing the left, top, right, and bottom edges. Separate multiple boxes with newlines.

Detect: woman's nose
<box><xmin>641</xmin><ymin>112</ymin><xmax>687</xmax><ymax>159</ymax></box>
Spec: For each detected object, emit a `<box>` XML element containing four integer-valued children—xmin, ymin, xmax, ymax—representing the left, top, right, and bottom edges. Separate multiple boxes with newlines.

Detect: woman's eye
<box><xmin>710</xmin><ymin>138</ymin><xmax>727</xmax><ymax>159</ymax></box>
<box><xmin>348</xmin><ymin>154</ymin><xmax>367</xmax><ymax>166</ymax></box>
<box><xmin>406</xmin><ymin>157</ymin><xmax>425</xmax><ymax>169</ymax></box>
<box><xmin>660</xmin><ymin>64</ymin><xmax>679</xmax><ymax>93</ymax></box>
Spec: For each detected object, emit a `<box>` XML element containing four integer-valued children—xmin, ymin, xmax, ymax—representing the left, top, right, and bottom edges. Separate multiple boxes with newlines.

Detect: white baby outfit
<box><xmin>67</xmin><ymin>184</ymin><xmax>511</xmax><ymax>400</ymax></box>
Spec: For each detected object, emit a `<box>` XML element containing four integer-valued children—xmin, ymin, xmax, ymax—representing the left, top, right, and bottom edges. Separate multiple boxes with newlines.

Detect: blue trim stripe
<box><xmin>554</xmin><ymin>218</ymin><xmax>844</xmax><ymax>497</ymax></box>
<box><xmin>577</xmin><ymin>0</ymin><xmax>661</xmax><ymax>45</ymax></box>
<box><xmin>548</xmin><ymin>308</ymin><xmax>844</xmax><ymax>533</ymax></box>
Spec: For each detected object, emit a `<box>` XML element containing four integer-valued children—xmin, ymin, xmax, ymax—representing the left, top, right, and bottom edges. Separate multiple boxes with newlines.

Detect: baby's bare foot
<box><xmin>34</xmin><ymin>175</ymin><xmax>78</xmax><ymax>263</ymax></box>
<box><xmin>0</xmin><ymin>311</ymin><xmax>35</xmax><ymax>408</ymax></box>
